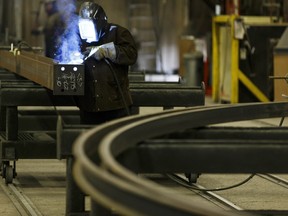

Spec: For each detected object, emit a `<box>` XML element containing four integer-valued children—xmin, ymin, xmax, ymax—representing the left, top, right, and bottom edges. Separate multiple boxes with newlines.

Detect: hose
<box><xmin>166</xmin><ymin>173</ymin><xmax>256</xmax><ymax>192</ymax></box>
<box><xmin>104</xmin><ymin>58</ymin><xmax>131</xmax><ymax>116</ymax></box>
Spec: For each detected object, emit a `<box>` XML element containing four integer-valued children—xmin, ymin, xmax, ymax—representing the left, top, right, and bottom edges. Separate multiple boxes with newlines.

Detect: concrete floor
<box><xmin>2</xmin><ymin>159</ymin><xmax>288</xmax><ymax>215</ymax></box>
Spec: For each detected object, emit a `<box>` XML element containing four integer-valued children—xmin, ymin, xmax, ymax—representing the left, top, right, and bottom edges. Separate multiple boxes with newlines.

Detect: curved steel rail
<box><xmin>73</xmin><ymin>102</ymin><xmax>288</xmax><ymax>216</ymax></box>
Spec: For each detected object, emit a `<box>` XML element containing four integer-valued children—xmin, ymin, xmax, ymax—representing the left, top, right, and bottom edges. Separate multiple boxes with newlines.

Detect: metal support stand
<box><xmin>6</xmin><ymin>106</ymin><xmax>18</xmax><ymax>141</ymax></box>
<box><xmin>269</xmin><ymin>75</ymin><xmax>288</xmax><ymax>126</ymax></box>
<box><xmin>66</xmin><ymin>156</ymin><xmax>86</xmax><ymax>215</ymax></box>
<box><xmin>0</xmin><ymin>106</ymin><xmax>6</xmax><ymax>131</ymax></box>
<box><xmin>90</xmin><ymin>200</ymin><xmax>111</xmax><ymax>216</ymax></box>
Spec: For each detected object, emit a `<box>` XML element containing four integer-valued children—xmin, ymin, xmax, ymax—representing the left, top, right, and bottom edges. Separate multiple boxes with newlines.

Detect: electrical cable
<box><xmin>104</xmin><ymin>58</ymin><xmax>131</xmax><ymax>116</ymax></box>
<box><xmin>166</xmin><ymin>173</ymin><xmax>256</xmax><ymax>192</ymax></box>
<box><xmin>16</xmin><ymin>41</ymin><xmax>35</xmax><ymax>53</ymax></box>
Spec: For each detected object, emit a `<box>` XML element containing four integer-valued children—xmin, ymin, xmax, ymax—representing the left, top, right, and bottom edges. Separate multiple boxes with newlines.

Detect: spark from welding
<box><xmin>54</xmin><ymin>0</ymin><xmax>83</xmax><ymax>64</ymax></box>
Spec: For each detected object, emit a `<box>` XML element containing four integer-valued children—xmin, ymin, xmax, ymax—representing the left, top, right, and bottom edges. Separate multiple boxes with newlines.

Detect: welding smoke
<box><xmin>54</xmin><ymin>0</ymin><xmax>83</xmax><ymax>64</ymax></box>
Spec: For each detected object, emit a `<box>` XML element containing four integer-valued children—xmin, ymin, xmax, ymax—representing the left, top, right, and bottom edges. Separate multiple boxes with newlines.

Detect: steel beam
<box><xmin>120</xmin><ymin>139</ymin><xmax>288</xmax><ymax>173</ymax></box>
<box><xmin>0</xmin><ymin>50</ymin><xmax>84</xmax><ymax>95</ymax></box>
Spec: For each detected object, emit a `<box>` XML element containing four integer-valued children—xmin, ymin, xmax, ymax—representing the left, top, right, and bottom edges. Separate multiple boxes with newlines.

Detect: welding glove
<box><xmin>93</xmin><ymin>42</ymin><xmax>116</xmax><ymax>61</ymax></box>
<box><xmin>83</xmin><ymin>46</ymin><xmax>99</xmax><ymax>60</ymax></box>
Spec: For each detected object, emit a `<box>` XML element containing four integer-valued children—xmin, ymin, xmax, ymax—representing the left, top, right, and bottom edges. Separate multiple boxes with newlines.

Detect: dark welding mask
<box><xmin>78</xmin><ymin>2</ymin><xmax>107</xmax><ymax>43</ymax></box>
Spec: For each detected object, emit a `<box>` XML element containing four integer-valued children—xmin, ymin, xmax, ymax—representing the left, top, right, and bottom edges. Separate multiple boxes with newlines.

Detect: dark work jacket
<box><xmin>75</xmin><ymin>23</ymin><xmax>138</xmax><ymax>112</ymax></box>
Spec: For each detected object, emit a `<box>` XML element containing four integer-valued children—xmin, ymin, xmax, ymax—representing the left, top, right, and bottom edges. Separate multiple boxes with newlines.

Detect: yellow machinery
<box><xmin>212</xmin><ymin>15</ymin><xmax>288</xmax><ymax>103</ymax></box>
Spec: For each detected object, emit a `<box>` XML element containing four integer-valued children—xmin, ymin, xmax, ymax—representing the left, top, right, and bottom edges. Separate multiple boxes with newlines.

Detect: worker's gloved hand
<box><xmin>93</xmin><ymin>42</ymin><xmax>116</xmax><ymax>61</ymax></box>
<box><xmin>83</xmin><ymin>46</ymin><xmax>98</xmax><ymax>60</ymax></box>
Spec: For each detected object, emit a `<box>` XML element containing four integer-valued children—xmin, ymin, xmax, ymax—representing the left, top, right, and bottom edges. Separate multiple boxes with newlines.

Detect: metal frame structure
<box><xmin>0</xmin><ymin>63</ymin><xmax>205</xmax><ymax>214</ymax></box>
<box><xmin>212</xmin><ymin>15</ymin><xmax>285</xmax><ymax>103</ymax></box>
<box><xmin>0</xmin><ymin>47</ymin><xmax>206</xmax><ymax>213</ymax></box>
<box><xmin>73</xmin><ymin>102</ymin><xmax>288</xmax><ymax>216</ymax></box>
<box><xmin>57</xmin><ymin>82</ymin><xmax>205</xmax><ymax>215</ymax></box>
<box><xmin>0</xmin><ymin>74</ymin><xmax>204</xmax><ymax>182</ymax></box>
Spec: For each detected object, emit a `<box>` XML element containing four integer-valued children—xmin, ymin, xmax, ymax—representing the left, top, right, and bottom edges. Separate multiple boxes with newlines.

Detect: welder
<box><xmin>75</xmin><ymin>2</ymin><xmax>138</xmax><ymax>124</ymax></box>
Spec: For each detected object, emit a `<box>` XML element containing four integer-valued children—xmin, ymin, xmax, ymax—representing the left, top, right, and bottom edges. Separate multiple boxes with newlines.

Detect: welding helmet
<box><xmin>78</xmin><ymin>2</ymin><xmax>107</xmax><ymax>43</ymax></box>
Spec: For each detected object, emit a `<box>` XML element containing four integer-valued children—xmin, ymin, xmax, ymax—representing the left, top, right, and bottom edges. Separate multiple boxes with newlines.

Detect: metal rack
<box><xmin>212</xmin><ymin>15</ymin><xmax>288</xmax><ymax>103</ymax></box>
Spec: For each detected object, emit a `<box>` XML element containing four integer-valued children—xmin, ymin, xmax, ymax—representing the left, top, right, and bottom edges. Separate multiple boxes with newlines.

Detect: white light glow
<box><xmin>79</xmin><ymin>18</ymin><xmax>97</xmax><ymax>43</ymax></box>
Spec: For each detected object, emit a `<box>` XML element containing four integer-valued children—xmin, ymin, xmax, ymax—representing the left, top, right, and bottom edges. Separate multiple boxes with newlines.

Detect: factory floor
<box><xmin>1</xmin><ymin>96</ymin><xmax>288</xmax><ymax>216</ymax></box>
